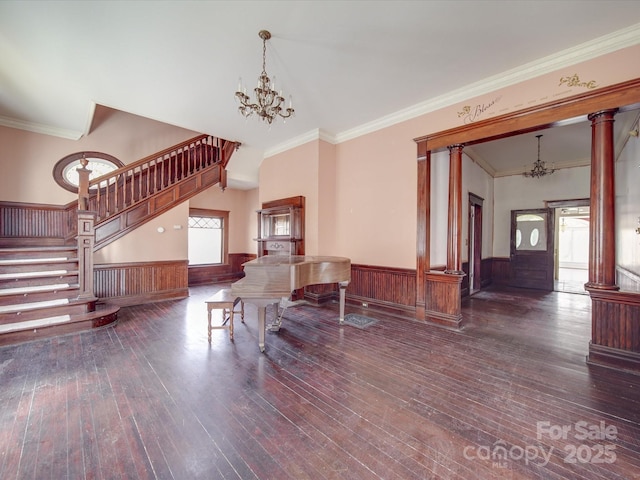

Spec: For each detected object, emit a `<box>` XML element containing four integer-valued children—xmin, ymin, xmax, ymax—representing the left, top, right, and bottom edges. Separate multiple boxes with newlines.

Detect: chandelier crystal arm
<box><xmin>234</xmin><ymin>30</ymin><xmax>295</xmax><ymax>125</ymax></box>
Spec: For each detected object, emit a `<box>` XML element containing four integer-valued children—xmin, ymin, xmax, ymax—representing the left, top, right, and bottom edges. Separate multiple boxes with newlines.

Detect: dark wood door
<box><xmin>510</xmin><ymin>208</ymin><xmax>554</xmax><ymax>290</ymax></box>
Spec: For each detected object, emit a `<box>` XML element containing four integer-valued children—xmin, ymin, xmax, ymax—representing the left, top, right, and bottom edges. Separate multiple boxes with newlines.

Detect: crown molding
<box><xmin>334</xmin><ymin>23</ymin><xmax>640</xmax><ymax>145</ymax></box>
<box><xmin>464</xmin><ymin>147</ymin><xmax>497</xmax><ymax>177</ymax></box>
<box><xmin>0</xmin><ymin>114</ymin><xmax>84</xmax><ymax>140</ymax></box>
<box><xmin>264</xmin><ymin>128</ymin><xmax>336</xmax><ymax>158</ymax></box>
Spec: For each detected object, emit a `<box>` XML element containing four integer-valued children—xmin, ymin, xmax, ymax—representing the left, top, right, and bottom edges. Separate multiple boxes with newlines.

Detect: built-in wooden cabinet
<box><xmin>255</xmin><ymin>196</ymin><xmax>305</xmax><ymax>257</ymax></box>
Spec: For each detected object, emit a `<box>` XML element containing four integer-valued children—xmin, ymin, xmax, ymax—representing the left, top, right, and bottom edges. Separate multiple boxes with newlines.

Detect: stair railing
<box><xmin>74</xmin><ymin>134</ymin><xmax>231</xmax><ymax>300</ymax></box>
<box><xmin>78</xmin><ymin>134</ymin><xmax>223</xmax><ymax>223</ymax></box>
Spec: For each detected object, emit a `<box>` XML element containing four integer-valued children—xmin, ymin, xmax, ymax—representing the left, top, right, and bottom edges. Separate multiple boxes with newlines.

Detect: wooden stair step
<box><xmin>0</xmin><ymin>299</ymin><xmax>91</xmax><ymax>325</ymax></box>
<box><xmin>0</xmin><ymin>246</ymin><xmax>77</xmax><ymax>260</ymax></box>
<box><xmin>0</xmin><ymin>304</ymin><xmax>119</xmax><ymax>346</ymax></box>
<box><xmin>0</xmin><ymin>272</ymin><xmax>79</xmax><ymax>288</ymax></box>
<box><xmin>0</xmin><ymin>256</ymin><xmax>71</xmax><ymax>265</ymax></box>
<box><xmin>0</xmin><ymin>284</ymin><xmax>79</xmax><ymax>306</ymax></box>
<box><xmin>0</xmin><ymin>298</ymin><xmax>70</xmax><ymax>314</ymax></box>
<box><xmin>0</xmin><ymin>283</ymin><xmax>71</xmax><ymax>295</ymax></box>
<box><xmin>0</xmin><ymin>314</ymin><xmax>71</xmax><ymax>334</ymax></box>
<box><xmin>0</xmin><ymin>259</ymin><xmax>78</xmax><ymax>274</ymax></box>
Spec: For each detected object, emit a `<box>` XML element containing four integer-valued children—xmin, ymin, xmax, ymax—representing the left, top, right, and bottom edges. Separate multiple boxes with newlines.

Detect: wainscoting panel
<box><xmin>588</xmin><ymin>288</ymin><xmax>640</xmax><ymax>374</ymax></box>
<box><xmin>491</xmin><ymin>257</ymin><xmax>511</xmax><ymax>285</ymax></box>
<box><xmin>347</xmin><ymin>264</ymin><xmax>416</xmax><ymax>318</ymax></box>
<box><xmin>0</xmin><ymin>200</ymin><xmax>77</xmax><ymax>246</ymax></box>
<box><xmin>94</xmin><ymin>260</ymin><xmax>188</xmax><ymax>306</ymax></box>
<box><xmin>188</xmin><ymin>253</ymin><xmax>255</xmax><ymax>286</ymax></box>
<box><xmin>424</xmin><ymin>271</ymin><xmax>464</xmax><ymax>329</ymax></box>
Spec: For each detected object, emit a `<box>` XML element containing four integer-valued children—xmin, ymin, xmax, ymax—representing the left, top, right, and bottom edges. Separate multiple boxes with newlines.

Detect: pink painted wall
<box><xmin>260</xmin><ymin>141</ymin><xmax>320</xmax><ymax>254</ymax></box>
<box><xmin>261</xmin><ymin>44</ymin><xmax>640</xmax><ymax>269</ymax></box>
<box><xmin>0</xmin><ymin>106</ymin><xmax>202</xmax><ymax>204</ymax></box>
<box><xmin>334</xmin><ymin>123</ymin><xmax>419</xmax><ymax>267</ymax></box>
<box><xmin>317</xmin><ymin>140</ymin><xmax>338</xmax><ymax>255</ymax></box>
<box><xmin>189</xmin><ymin>185</ymin><xmax>259</xmax><ymax>255</ymax></box>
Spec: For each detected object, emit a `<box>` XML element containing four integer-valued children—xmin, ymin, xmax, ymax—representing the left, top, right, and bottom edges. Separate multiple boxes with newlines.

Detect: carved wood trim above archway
<box><xmin>414</xmin><ymin>77</ymin><xmax>640</xmax><ymax>153</ymax></box>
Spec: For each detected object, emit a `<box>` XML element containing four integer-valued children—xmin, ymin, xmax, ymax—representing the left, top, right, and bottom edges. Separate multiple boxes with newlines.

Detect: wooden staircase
<box><xmin>0</xmin><ymin>246</ymin><xmax>118</xmax><ymax>346</ymax></box>
<box><xmin>0</xmin><ymin>134</ymin><xmax>237</xmax><ymax>345</ymax></box>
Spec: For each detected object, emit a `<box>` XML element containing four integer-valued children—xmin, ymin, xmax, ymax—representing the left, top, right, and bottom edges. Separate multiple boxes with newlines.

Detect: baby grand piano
<box><xmin>231</xmin><ymin>255</ymin><xmax>351</xmax><ymax>352</ymax></box>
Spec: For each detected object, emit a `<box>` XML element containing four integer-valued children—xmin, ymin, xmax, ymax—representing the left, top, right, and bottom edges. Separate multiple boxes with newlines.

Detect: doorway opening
<box><xmin>554</xmin><ymin>205</ymin><xmax>589</xmax><ymax>294</ymax></box>
<box><xmin>468</xmin><ymin>193</ymin><xmax>483</xmax><ymax>295</ymax></box>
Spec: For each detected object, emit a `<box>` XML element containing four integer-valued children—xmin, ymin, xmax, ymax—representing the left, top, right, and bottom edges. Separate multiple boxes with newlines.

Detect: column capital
<box><xmin>447</xmin><ymin>143</ymin><xmax>465</xmax><ymax>152</ymax></box>
<box><xmin>587</xmin><ymin>108</ymin><xmax>618</xmax><ymax>121</ymax></box>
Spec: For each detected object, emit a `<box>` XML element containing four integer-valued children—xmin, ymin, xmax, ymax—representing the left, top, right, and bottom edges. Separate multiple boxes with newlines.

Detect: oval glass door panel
<box><xmin>530</xmin><ymin>228</ymin><xmax>540</xmax><ymax>247</ymax></box>
<box><xmin>515</xmin><ymin>213</ymin><xmax>547</xmax><ymax>251</ymax></box>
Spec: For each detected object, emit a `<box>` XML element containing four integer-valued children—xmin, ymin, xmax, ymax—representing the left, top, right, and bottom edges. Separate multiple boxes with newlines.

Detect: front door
<box><xmin>510</xmin><ymin>208</ymin><xmax>554</xmax><ymax>290</ymax></box>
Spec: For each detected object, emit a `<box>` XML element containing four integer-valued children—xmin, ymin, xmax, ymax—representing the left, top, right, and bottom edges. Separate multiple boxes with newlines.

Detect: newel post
<box><xmin>77</xmin><ymin>155</ymin><xmax>90</xmax><ymax>211</ymax></box>
<box><xmin>77</xmin><ymin>211</ymin><xmax>96</xmax><ymax>300</ymax></box>
<box><xmin>76</xmin><ymin>157</ymin><xmax>96</xmax><ymax>301</ymax></box>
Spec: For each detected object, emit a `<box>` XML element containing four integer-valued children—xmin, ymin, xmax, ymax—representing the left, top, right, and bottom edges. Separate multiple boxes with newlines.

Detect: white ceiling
<box><xmin>1</xmin><ymin>1</ymin><xmax>640</xmax><ymax>188</ymax></box>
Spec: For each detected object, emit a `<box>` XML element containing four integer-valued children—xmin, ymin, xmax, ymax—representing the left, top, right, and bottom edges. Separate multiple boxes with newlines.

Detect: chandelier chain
<box><xmin>262</xmin><ymin>36</ymin><xmax>267</xmax><ymax>74</ymax></box>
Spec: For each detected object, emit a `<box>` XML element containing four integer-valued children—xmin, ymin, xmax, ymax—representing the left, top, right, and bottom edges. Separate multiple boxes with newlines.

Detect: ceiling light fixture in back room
<box><xmin>235</xmin><ymin>30</ymin><xmax>295</xmax><ymax>125</ymax></box>
<box><xmin>523</xmin><ymin>134</ymin><xmax>555</xmax><ymax>178</ymax></box>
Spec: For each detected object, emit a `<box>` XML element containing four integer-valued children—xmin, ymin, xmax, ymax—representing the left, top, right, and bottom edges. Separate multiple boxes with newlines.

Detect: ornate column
<box><xmin>584</xmin><ymin>109</ymin><xmax>640</xmax><ymax>375</ymax></box>
<box><xmin>419</xmin><ymin>144</ymin><xmax>465</xmax><ymax>330</ymax></box>
<box><xmin>415</xmin><ymin>144</ymin><xmax>430</xmax><ymax>321</ymax></box>
<box><xmin>445</xmin><ymin>144</ymin><xmax>464</xmax><ymax>274</ymax></box>
<box><xmin>585</xmin><ymin>109</ymin><xmax>618</xmax><ymax>291</ymax></box>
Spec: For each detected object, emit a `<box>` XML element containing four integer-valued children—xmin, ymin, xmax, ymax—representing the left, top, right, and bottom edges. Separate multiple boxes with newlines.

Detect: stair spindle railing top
<box><xmin>87</xmin><ymin>134</ymin><xmax>215</xmax><ymax>191</ymax></box>
<box><xmin>78</xmin><ymin>134</ymin><xmax>224</xmax><ymax>216</ymax></box>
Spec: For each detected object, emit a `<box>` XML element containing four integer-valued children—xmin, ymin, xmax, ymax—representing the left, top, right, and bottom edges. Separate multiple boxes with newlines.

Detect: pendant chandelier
<box><xmin>523</xmin><ymin>134</ymin><xmax>555</xmax><ymax>178</ymax></box>
<box><xmin>234</xmin><ymin>30</ymin><xmax>294</xmax><ymax>125</ymax></box>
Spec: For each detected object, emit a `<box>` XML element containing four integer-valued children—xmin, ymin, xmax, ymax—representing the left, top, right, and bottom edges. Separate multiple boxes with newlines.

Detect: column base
<box><xmin>584</xmin><ymin>282</ymin><xmax>619</xmax><ymax>291</ymax></box>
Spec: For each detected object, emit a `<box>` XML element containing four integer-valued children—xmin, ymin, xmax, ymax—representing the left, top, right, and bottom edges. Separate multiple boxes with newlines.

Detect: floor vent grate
<box><xmin>343</xmin><ymin>314</ymin><xmax>378</xmax><ymax>329</ymax></box>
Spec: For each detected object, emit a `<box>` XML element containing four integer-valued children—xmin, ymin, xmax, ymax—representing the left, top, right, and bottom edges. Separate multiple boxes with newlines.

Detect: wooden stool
<box><xmin>205</xmin><ymin>289</ymin><xmax>244</xmax><ymax>342</ymax></box>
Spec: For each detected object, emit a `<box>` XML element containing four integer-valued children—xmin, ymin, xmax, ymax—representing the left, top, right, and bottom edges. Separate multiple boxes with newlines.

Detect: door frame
<box><xmin>468</xmin><ymin>193</ymin><xmax>483</xmax><ymax>295</ymax></box>
<box><xmin>547</xmin><ymin>198</ymin><xmax>590</xmax><ymax>285</ymax></box>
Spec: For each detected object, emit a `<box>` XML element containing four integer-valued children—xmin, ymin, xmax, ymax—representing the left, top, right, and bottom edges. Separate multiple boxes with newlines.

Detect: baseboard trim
<box><xmin>587</xmin><ymin>342</ymin><xmax>640</xmax><ymax>376</ymax></box>
<box><xmin>98</xmin><ymin>288</ymin><xmax>189</xmax><ymax>307</ymax></box>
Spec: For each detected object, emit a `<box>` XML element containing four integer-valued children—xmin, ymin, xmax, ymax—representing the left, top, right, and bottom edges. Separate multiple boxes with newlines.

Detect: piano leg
<box><xmin>248</xmin><ymin>298</ymin><xmax>281</xmax><ymax>352</ymax></box>
<box><xmin>339</xmin><ymin>281</ymin><xmax>349</xmax><ymax>324</ymax></box>
<box><xmin>268</xmin><ymin>301</ymin><xmax>282</xmax><ymax>332</ymax></box>
<box><xmin>257</xmin><ymin>306</ymin><xmax>266</xmax><ymax>352</ymax></box>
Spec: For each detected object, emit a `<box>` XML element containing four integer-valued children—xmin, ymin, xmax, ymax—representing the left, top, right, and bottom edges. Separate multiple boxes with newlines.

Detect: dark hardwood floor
<box><xmin>1</xmin><ymin>284</ymin><xmax>639</xmax><ymax>479</ymax></box>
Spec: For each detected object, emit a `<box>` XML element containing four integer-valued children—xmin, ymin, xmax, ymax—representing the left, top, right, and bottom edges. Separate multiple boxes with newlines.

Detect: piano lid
<box><xmin>241</xmin><ymin>255</ymin><xmax>350</xmax><ymax>267</ymax></box>
<box><xmin>232</xmin><ymin>255</ymin><xmax>351</xmax><ymax>298</ymax></box>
